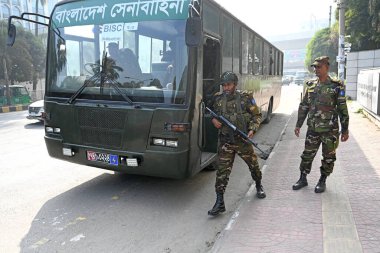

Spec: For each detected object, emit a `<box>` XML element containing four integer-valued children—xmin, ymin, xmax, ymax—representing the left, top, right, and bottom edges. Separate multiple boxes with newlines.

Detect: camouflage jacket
<box><xmin>296</xmin><ymin>76</ymin><xmax>349</xmax><ymax>133</ymax></box>
<box><xmin>212</xmin><ymin>91</ymin><xmax>262</xmax><ymax>136</ymax></box>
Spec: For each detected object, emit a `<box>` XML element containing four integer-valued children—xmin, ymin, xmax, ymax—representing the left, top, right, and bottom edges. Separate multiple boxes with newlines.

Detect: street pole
<box><xmin>329</xmin><ymin>5</ymin><xmax>332</xmax><ymax>28</ymax></box>
<box><xmin>337</xmin><ymin>0</ymin><xmax>346</xmax><ymax>81</ymax></box>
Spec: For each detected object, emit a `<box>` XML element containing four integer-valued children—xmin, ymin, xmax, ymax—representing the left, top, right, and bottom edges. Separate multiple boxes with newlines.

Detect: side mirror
<box><xmin>185</xmin><ymin>17</ymin><xmax>202</xmax><ymax>47</ymax></box>
<box><xmin>7</xmin><ymin>24</ymin><xmax>16</xmax><ymax>47</ymax></box>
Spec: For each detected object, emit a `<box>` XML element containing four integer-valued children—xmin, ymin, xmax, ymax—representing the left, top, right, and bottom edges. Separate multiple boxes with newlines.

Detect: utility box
<box><xmin>357</xmin><ymin>68</ymin><xmax>380</xmax><ymax>116</ymax></box>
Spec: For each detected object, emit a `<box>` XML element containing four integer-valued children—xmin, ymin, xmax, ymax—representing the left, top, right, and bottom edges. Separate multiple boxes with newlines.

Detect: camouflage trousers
<box><xmin>215</xmin><ymin>137</ymin><xmax>262</xmax><ymax>194</ymax></box>
<box><xmin>299</xmin><ymin>129</ymin><xmax>340</xmax><ymax>176</ymax></box>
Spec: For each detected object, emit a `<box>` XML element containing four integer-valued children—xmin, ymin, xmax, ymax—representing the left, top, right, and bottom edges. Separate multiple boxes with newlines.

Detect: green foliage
<box><xmin>305</xmin><ymin>25</ymin><xmax>339</xmax><ymax>73</ymax></box>
<box><xmin>345</xmin><ymin>0</ymin><xmax>380</xmax><ymax>51</ymax></box>
<box><xmin>305</xmin><ymin>0</ymin><xmax>380</xmax><ymax>69</ymax></box>
<box><xmin>0</xmin><ymin>21</ymin><xmax>46</xmax><ymax>86</ymax></box>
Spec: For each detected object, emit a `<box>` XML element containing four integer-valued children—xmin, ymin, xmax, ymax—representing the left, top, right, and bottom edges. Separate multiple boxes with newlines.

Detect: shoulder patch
<box><xmin>251</xmin><ymin>97</ymin><xmax>256</xmax><ymax>105</ymax></box>
<box><xmin>306</xmin><ymin>79</ymin><xmax>317</xmax><ymax>86</ymax></box>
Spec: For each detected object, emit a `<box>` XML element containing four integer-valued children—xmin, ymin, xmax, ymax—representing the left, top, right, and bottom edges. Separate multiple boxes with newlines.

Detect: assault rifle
<box><xmin>206</xmin><ymin>107</ymin><xmax>271</xmax><ymax>160</ymax></box>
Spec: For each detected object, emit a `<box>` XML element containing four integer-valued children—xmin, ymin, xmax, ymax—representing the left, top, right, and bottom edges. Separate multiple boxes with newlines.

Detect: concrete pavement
<box><xmin>210</xmin><ymin>102</ymin><xmax>380</xmax><ymax>253</ymax></box>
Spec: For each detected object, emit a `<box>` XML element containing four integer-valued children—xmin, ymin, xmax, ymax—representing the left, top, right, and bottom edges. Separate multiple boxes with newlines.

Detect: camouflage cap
<box><xmin>311</xmin><ymin>56</ymin><xmax>330</xmax><ymax>67</ymax></box>
<box><xmin>220</xmin><ymin>71</ymin><xmax>238</xmax><ymax>85</ymax></box>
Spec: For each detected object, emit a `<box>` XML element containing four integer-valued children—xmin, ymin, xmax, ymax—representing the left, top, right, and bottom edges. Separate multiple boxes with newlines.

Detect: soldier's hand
<box><xmin>211</xmin><ymin>118</ymin><xmax>222</xmax><ymax>129</ymax></box>
<box><xmin>341</xmin><ymin>132</ymin><xmax>349</xmax><ymax>142</ymax></box>
<box><xmin>294</xmin><ymin>127</ymin><xmax>300</xmax><ymax>137</ymax></box>
<box><xmin>247</xmin><ymin>130</ymin><xmax>254</xmax><ymax>138</ymax></box>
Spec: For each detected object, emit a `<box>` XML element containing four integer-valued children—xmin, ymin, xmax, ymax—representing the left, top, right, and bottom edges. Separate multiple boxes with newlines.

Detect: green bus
<box><xmin>8</xmin><ymin>0</ymin><xmax>283</xmax><ymax>179</ymax></box>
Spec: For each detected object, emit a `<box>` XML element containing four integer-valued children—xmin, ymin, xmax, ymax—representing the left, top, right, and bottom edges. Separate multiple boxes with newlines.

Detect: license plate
<box><xmin>87</xmin><ymin>151</ymin><xmax>118</xmax><ymax>166</ymax></box>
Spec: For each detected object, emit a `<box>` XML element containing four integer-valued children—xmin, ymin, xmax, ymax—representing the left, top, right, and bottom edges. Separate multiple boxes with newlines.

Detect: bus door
<box><xmin>201</xmin><ymin>37</ymin><xmax>220</xmax><ymax>154</ymax></box>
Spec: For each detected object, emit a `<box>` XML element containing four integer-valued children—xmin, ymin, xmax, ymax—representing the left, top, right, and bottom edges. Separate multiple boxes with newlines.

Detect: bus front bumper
<box><xmin>44</xmin><ymin>136</ymin><xmax>190</xmax><ymax>179</ymax></box>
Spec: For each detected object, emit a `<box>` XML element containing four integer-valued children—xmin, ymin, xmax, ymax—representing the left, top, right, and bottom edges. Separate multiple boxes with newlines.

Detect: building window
<box><xmin>1</xmin><ymin>5</ymin><xmax>11</xmax><ymax>19</ymax></box>
<box><xmin>12</xmin><ymin>6</ymin><xmax>20</xmax><ymax>16</ymax></box>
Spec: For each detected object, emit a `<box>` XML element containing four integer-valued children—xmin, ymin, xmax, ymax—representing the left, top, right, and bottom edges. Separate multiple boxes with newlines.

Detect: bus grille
<box><xmin>77</xmin><ymin>108</ymin><xmax>126</xmax><ymax>149</ymax></box>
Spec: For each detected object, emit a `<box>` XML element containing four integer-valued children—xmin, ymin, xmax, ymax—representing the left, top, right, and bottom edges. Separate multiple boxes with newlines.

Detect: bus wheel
<box><xmin>262</xmin><ymin>99</ymin><xmax>273</xmax><ymax>124</ymax></box>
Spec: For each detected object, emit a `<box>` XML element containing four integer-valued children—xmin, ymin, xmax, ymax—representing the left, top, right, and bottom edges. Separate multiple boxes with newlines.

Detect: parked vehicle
<box><xmin>27</xmin><ymin>100</ymin><xmax>44</xmax><ymax>121</ymax></box>
<box><xmin>0</xmin><ymin>85</ymin><xmax>32</xmax><ymax>106</ymax></box>
<box><xmin>293</xmin><ymin>71</ymin><xmax>309</xmax><ymax>86</ymax></box>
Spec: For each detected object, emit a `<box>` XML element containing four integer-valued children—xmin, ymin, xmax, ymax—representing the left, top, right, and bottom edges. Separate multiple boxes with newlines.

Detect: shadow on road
<box><xmin>24</xmin><ymin>121</ymin><xmax>44</xmax><ymax>130</ymax></box>
<box><xmin>19</xmin><ymin>170</ymin><xmax>223</xmax><ymax>253</ymax></box>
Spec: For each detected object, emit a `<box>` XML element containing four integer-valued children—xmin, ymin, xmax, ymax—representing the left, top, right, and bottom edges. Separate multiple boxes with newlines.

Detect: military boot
<box><xmin>208</xmin><ymin>192</ymin><xmax>226</xmax><ymax>216</ymax></box>
<box><xmin>292</xmin><ymin>172</ymin><xmax>308</xmax><ymax>190</ymax></box>
<box><xmin>256</xmin><ymin>181</ymin><xmax>266</xmax><ymax>199</ymax></box>
<box><xmin>315</xmin><ymin>175</ymin><xmax>327</xmax><ymax>193</ymax></box>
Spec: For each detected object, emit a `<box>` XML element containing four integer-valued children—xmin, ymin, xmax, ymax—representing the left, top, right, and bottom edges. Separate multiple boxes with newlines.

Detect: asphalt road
<box><xmin>0</xmin><ymin>86</ymin><xmax>302</xmax><ymax>253</ymax></box>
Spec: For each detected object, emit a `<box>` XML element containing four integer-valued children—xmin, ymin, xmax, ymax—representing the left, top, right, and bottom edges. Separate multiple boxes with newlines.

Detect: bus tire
<box><xmin>262</xmin><ymin>99</ymin><xmax>273</xmax><ymax>124</ymax></box>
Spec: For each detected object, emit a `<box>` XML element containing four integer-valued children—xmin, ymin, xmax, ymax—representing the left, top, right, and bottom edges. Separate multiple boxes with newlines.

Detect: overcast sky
<box><xmin>213</xmin><ymin>0</ymin><xmax>337</xmax><ymax>38</ymax></box>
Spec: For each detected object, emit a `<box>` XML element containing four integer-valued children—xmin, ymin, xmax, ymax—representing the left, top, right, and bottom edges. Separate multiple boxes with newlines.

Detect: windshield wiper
<box><xmin>67</xmin><ymin>72</ymin><xmax>101</xmax><ymax>104</ymax></box>
<box><xmin>67</xmin><ymin>51</ymin><xmax>133</xmax><ymax>105</ymax></box>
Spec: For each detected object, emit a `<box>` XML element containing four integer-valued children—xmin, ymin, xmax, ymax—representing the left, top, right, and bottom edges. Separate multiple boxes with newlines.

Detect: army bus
<box><xmin>7</xmin><ymin>0</ymin><xmax>283</xmax><ymax>179</ymax></box>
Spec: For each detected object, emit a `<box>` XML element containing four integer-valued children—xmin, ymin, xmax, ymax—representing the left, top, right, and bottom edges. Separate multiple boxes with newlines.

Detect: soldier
<box><xmin>208</xmin><ymin>71</ymin><xmax>266</xmax><ymax>217</ymax></box>
<box><xmin>293</xmin><ymin>56</ymin><xmax>349</xmax><ymax>193</ymax></box>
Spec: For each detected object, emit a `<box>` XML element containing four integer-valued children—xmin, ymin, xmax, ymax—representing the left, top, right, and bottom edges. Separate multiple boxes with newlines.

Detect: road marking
<box><xmin>70</xmin><ymin>233</ymin><xmax>85</xmax><ymax>242</ymax></box>
<box><xmin>225</xmin><ymin>211</ymin><xmax>240</xmax><ymax>231</ymax></box>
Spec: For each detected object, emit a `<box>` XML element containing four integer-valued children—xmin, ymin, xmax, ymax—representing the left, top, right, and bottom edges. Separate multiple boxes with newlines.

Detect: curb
<box><xmin>208</xmin><ymin>112</ymin><xmax>295</xmax><ymax>253</ymax></box>
<box><xmin>0</xmin><ymin>105</ymin><xmax>28</xmax><ymax>113</ymax></box>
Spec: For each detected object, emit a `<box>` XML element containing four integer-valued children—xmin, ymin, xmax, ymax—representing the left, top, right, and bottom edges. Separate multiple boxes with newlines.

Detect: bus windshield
<box><xmin>47</xmin><ymin>19</ymin><xmax>188</xmax><ymax>104</ymax></box>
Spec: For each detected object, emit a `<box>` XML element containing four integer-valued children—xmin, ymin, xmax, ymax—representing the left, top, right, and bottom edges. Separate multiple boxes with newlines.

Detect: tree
<box><xmin>0</xmin><ymin>21</ymin><xmax>46</xmax><ymax>87</ymax></box>
<box><xmin>305</xmin><ymin>25</ymin><xmax>339</xmax><ymax>73</ymax></box>
<box><xmin>35</xmin><ymin>0</ymin><xmax>47</xmax><ymax>36</ymax></box>
<box><xmin>305</xmin><ymin>0</ymin><xmax>380</xmax><ymax>71</ymax></box>
<box><xmin>345</xmin><ymin>0</ymin><xmax>380</xmax><ymax>51</ymax></box>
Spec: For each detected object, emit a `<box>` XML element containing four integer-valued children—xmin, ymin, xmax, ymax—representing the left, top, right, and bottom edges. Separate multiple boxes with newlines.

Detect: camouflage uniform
<box><xmin>213</xmin><ymin>91</ymin><xmax>262</xmax><ymax>194</ymax></box>
<box><xmin>296</xmin><ymin>76</ymin><xmax>349</xmax><ymax>176</ymax></box>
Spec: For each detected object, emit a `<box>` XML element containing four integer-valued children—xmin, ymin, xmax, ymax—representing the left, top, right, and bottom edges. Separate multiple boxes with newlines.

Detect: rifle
<box><xmin>206</xmin><ymin>107</ymin><xmax>271</xmax><ymax>160</ymax></box>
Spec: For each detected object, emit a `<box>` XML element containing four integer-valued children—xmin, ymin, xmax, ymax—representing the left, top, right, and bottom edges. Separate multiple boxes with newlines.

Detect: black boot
<box><xmin>315</xmin><ymin>175</ymin><xmax>327</xmax><ymax>193</ymax></box>
<box><xmin>208</xmin><ymin>192</ymin><xmax>226</xmax><ymax>216</ymax></box>
<box><xmin>292</xmin><ymin>172</ymin><xmax>308</xmax><ymax>190</ymax></box>
<box><xmin>256</xmin><ymin>182</ymin><xmax>266</xmax><ymax>199</ymax></box>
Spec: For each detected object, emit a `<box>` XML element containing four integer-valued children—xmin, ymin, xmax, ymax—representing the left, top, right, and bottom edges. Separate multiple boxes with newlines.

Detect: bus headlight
<box><xmin>165</xmin><ymin>140</ymin><xmax>178</xmax><ymax>148</ymax></box>
<box><xmin>45</xmin><ymin>126</ymin><xmax>54</xmax><ymax>133</ymax></box>
<box><xmin>152</xmin><ymin>138</ymin><xmax>178</xmax><ymax>148</ymax></box>
<box><xmin>153</xmin><ymin>138</ymin><xmax>165</xmax><ymax>146</ymax></box>
<box><xmin>45</xmin><ymin>126</ymin><xmax>61</xmax><ymax>134</ymax></box>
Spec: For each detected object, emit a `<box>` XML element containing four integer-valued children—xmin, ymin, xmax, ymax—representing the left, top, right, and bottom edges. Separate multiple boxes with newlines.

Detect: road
<box><xmin>0</xmin><ymin>86</ymin><xmax>302</xmax><ymax>253</ymax></box>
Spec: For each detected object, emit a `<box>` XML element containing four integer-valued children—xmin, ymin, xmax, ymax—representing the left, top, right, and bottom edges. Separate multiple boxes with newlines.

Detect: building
<box><xmin>1</xmin><ymin>0</ymin><xmax>59</xmax><ymax>30</ymax></box>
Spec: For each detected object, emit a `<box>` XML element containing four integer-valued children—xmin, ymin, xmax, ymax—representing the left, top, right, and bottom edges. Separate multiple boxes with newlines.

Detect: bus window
<box><xmin>221</xmin><ymin>15</ymin><xmax>233</xmax><ymax>73</ymax></box>
<box><xmin>242</xmin><ymin>28</ymin><xmax>249</xmax><ymax>74</ymax></box>
<box><xmin>233</xmin><ymin>22</ymin><xmax>240</xmax><ymax>74</ymax></box>
<box><xmin>263</xmin><ymin>43</ymin><xmax>270</xmax><ymax>75</ymax></box>
<box><xmin>254</xmin><ymin>37</ymin><xmax>262</xmax><ymax>75</ymax></box>
<box><xmin>203</xmin><ymin>2</ymin><xmax>220</xmax><ymax>35</ymax></box>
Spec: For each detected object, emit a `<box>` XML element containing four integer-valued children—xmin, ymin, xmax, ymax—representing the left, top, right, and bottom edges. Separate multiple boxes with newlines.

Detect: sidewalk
<box><xmin>210</xmin><ymin>102</ymin><xmax>380</xmax><ymax>253</ymax></box>
<box><xmin>0</xmin><ymin>104</ymin><xmax>28</xmax><ymax>113</ymax></box>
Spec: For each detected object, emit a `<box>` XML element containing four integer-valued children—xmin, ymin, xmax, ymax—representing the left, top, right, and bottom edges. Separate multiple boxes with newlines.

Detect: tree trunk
<box><xmin>35</xmin><ymin>0</ymin><xmax>39</xmax><ymax>36</ymax></box>
<box><xmin>3</xmin><ymin>59</ymin><xmax>11</xmax><ymax>106</ymax></box>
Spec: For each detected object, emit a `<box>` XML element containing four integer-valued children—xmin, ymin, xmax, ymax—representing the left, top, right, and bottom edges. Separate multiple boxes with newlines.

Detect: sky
<box><xmin>213</xmin><ymin>0</ymin><xmax>337</xmax><ymax>39</ymax></box>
